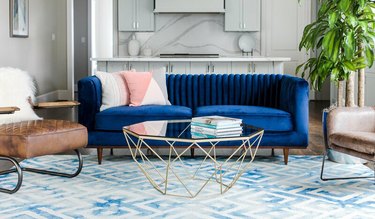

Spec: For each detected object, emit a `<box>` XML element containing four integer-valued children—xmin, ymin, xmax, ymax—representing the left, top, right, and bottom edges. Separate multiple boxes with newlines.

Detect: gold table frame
<box><xmin>123</xmin><ymin>122</ymin><xmax>264</xmax><ymax>198</ymax></box>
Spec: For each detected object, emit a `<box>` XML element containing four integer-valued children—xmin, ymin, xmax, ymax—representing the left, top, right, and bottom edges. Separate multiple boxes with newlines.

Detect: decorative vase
<box><xmin>143</xmin><ymin>47</ymin><xmax>152</xmax><ymax>57</ymax></box>
<box><xmin>128</xmin><ymin>35</ymin><xmax>140</xmax><ymax>56</ymax></box>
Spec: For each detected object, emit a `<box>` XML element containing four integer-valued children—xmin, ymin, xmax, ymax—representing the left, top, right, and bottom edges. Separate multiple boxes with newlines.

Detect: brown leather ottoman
<box><xmin>0</xmin><ymin>120</ymin><xmax>88</xmax><ymax>194</ymax></box>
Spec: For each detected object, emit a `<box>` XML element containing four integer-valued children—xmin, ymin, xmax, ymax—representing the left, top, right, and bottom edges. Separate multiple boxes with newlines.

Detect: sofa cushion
<box><xmin>95</xmin><ymin>105</ymin><xmax>192</xmax><ymax>131</ymax></box>
<box><xmin>330</xmin><ymin>131</ymin><xmax>375</xmax><ymax>155</ymax></box>
<box><xmin>194</xmin><ymin>105</ymin><xmax>293</xmax><ymax>132</ymax></box>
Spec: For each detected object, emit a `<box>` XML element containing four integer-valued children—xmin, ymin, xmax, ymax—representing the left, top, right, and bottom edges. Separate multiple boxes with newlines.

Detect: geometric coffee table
<box><xmin>123</xmin><ymin>120</ymin><xmax>264</xmax><ymax>198</ymax></box>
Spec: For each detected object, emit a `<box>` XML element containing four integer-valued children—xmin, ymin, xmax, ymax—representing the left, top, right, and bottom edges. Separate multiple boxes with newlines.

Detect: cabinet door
<box><xmin>129</xmin><ymin>62</ymin><xmax>148</xmax><ymax>71</ymax></box>
<box><xmin>136</xmin><ymin>0</ymin><xmax>154</xmax><ymax>31</ymax></box>
<box><xmin>149</xmin><ymin>62</ymin><xmax>170</xmax><ymax>73</ymax></box>
<box><xmin>225</xmin><ymin>0</ymin><xmax>242</xmax><ymax>31</ymax></box>
<box><xmin>231</xmin><ymin>62</ymin><xmax>252</xmax><ymax>74</ymax></box>
<box><xmin>118</xmin><ymin>0</ymin><xmax>136</xmax><ymax>31</ymax></box>
<box><xmin>170</xmin><ymin>62</ymin><xmax>188</xmax><ymax>74</ymax></box>
<box><xmin>210</xmin><ymin>62</ymin><xmax>231</xmax><ymax>74</ymax></box>
<box><xmin>190</xmin><ymin>62</ymin><xmax>210</xmax><ymax>74</ymax></box>
<box><xmin>242</xmin><ymin>0</ymin><xmax>261</xmax><ymax>31</ymax></box>
<box><xmin>253</xmin><ymin>62</ymin><xmax>271</xmax><ymax>74</ymax></box>
<box><xmin>107</xmin><ymin>62</ymin><xmax>129</xmax><ymax>72</ymax></box>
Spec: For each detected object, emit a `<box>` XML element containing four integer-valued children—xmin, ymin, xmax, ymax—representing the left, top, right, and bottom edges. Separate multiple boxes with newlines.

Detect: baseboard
<box><xmin>36</xmin><ymin>90</ymin><xmax>72</xmax><ymax>102</ymax></box>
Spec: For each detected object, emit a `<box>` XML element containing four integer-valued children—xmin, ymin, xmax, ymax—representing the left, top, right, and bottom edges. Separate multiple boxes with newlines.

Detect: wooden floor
<box><xmin>36</xmin><ymin>100</ymin><xmax>331</xmax><ymax>156</ymax></box>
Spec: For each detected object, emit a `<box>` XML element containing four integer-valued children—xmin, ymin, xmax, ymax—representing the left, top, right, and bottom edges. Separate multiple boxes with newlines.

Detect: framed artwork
<box><xmin>10</xmin><ymin>0</ymin><xmax>29</xmax><ymax>38</ymax></box>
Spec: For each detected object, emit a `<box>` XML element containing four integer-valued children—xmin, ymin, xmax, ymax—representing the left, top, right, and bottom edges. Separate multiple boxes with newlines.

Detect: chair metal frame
<box><xmin>320</xmin><ymin>149</ymin><xmax>375</xmax><ymax>183</ymax></box>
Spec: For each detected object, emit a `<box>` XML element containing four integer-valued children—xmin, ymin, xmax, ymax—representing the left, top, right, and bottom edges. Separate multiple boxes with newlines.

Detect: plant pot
<box><xmin>322</xmin><ymin>108</ymin><xmax>365</xmax><ymax>164</ymax></box>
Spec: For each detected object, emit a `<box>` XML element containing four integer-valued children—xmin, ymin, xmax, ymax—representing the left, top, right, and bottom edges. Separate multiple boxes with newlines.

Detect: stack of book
<box><xmin>191</xmin><ymin>116</ymin><xmax>243</xmax><ymax>138</ymax></box>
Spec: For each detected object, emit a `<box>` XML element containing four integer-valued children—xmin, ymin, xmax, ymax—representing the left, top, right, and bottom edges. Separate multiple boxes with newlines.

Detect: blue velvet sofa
<box><xmin>78</xmin><ymin>74</ymin><xmax>309</xmax><ymax>164</ymax></box>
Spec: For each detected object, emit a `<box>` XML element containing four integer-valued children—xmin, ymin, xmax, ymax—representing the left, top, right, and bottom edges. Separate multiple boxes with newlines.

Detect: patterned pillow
<box><xmin>124</xmin><ymin>69</ymin><xmax>171</xmax><ymax>106</ymax></box>
<box><xmin>95</xmin><ymin>71</ymin><xmax>130</xmax><ymax>111</ymax></box>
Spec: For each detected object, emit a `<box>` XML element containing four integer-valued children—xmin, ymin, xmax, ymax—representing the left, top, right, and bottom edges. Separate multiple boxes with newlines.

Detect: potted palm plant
<box><xmin>297</xmin><ymin>0</ymin><xmax>375</xmax><ymax>162</ymax></box>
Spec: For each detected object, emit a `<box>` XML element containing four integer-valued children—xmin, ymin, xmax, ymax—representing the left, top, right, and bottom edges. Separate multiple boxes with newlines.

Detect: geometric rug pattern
<box><xmin>0</xmin><ymin>155</ymin><xmax>374</xmax><ymax>218</ymax></box>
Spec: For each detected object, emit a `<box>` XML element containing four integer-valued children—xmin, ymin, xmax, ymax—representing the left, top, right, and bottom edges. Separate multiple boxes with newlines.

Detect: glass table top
<box><xmin>123</xmin><ymin>120</ymin><xmax>264</xmax><ymax>141</ymax></box>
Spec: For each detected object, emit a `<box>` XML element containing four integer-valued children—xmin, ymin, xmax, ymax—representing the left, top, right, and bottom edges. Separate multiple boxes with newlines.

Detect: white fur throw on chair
<box><xmin>0</xmin><ymin>67</ymin><xmax>41</xmax><ymax>124</ymax></box>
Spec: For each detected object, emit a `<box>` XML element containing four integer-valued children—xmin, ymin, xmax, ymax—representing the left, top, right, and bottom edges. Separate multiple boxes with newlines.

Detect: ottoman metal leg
<box><xmin>0</xmin><ymin>156</ymin><xmax>23</xmax><ymax>194</ymax></box>
<box><xmin>24</xmin><ymin>149</ymin><xmax>83</xmax><ymax>178</ymax></box>
<box><xmin>0</xmin><ymin>149</ymin><xmax>83</xmax><ymax>194</ymax></box>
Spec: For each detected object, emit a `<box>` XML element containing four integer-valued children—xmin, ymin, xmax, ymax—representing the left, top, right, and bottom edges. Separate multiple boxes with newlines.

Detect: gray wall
<box><xmin>0</xmin><ymin>0</ymin><xmax>67</xmax><ymax>95</ymax></box>
<box><xmin>0</xmin><ymin>0</ymin><xmax>68</xmax><ymax>170</ymax></box>
<box><xmin>74</xmin><ymin>0</ymin><xmax>89</xmax><ymax>84</ymax></box>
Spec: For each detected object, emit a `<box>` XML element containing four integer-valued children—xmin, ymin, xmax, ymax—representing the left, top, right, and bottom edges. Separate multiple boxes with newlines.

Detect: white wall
<box><xmin>92</xmin><ymin>0</ymin><xmax>113</xmax><ymax>58</ymax></box>
<box><xmin>0</xmin><ymin>0</ymin><xmax>67</xmax><ymax>95</ymax></box>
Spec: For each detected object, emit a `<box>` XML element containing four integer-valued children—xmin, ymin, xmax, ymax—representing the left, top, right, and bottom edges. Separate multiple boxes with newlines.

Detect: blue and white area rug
<box><xmin>0</xmin><ymin>155</ymin><xmax>374</xmax><ymax>218</ymax></box>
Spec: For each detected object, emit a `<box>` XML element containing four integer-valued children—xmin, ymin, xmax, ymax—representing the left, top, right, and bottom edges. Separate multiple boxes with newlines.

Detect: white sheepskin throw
<box><xmin>0</xmin><ymin>67</ymin><xmax>41</xmax><ymax>124</ymax></box>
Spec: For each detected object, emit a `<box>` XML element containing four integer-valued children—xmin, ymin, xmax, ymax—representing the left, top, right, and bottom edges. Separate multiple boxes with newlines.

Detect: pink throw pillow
<box><xmin>124</xmin><ymin>71</ymin><xmax>170</xmax><ymax>106</ymax></box>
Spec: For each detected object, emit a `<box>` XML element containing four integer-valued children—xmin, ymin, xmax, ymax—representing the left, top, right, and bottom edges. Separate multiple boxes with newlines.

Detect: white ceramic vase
<box><xmin>128</xmin><ymin>35</ymin><xmax>140</xmax><ymax>56</ymax></box>
<box><xmin>143</xmin><ymin>47</ymin><xmax>152</xmax><ymax>57</ymax></box>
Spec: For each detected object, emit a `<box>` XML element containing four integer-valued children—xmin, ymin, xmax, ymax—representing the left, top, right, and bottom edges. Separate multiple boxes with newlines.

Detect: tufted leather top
<box><xmin>0</xmin><ymin>120</ymin><xmax>88</xmax><ymax>158</ymax></box>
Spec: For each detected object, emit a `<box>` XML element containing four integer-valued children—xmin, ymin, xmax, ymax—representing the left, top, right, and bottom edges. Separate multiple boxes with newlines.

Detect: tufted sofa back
<box><xmin>166</xmin><ymin>74</ymin><xmax>284</xmax><ymax>110</ymax></box>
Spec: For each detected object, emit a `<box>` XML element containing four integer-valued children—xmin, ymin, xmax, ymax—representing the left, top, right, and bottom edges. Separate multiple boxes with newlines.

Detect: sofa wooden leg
<box><xmin>110</xmin><ymin>148</ymin><xmax>114</xmax><ymax>156</ymax></box>
<box><xmin>271</xmin><ymin>148</ymin><xmax>275</xmax><ymax>157</ymax></box>
<box><xmin>97</xmin><ymin>148</ymin><xmax>103</xmax><ymax>165</ymax></box>
<box><xmin>283</xmin><ymin>148</ymin><xmax>289</xmax><ymax>165</ymax></box>
<box><xmin>190</xmin><ymin>148</ymin><xmax>195</xmax><ymax>158</ymax></box>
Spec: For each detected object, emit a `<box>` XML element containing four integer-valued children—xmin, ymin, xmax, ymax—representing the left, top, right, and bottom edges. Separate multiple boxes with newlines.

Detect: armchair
<box><xmin>321</xmin><ymin>107</ymin><xmax>375</xmax><ymax>182</ymax></box>
<box><xmin>0</xmin><ymin>68</ymin><xmax>87</xmax><ymax>194</ymax></box>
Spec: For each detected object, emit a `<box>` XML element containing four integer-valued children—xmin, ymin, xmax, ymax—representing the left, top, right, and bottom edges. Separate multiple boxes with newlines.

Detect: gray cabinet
<box><xmin>210</xmin><ymin>62</ymin><xmax>231</xmax><ymax>74</ymax></box>
<box><xmin>231</xmin><ymin>62</ymin><xmax>251</xmax><ymax>74</ymax></box>
<box><xmin>169</xmin><ymin>62</ymin><xmax>189</xmax><ymax>74</ymax></box>
<box><xmin>129</xmin><ymin>62</ymin><xmax>148</xmax><ymax>71</ymax></box>
<box><xmin>253</xmin><ymin>62</ymin><xmax>271</xmax><ymax>74</ymax></box>
<box><xmin>118</xmin><ymin>0</ymin><xmax>154</xmax><ymax>32</ymax></box>
<box><xmin>190</xmin><ymin>62</ymin><xmax>210</xmax><ymax>74</ymax></box>
<box><xmin>225</xmin><ymin>0</ymin><xmax>260</xmax><ymax>32</ymax></box>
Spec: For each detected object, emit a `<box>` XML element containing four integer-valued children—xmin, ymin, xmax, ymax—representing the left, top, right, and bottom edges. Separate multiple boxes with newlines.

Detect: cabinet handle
<box><xmin>130</xmin><ymin>64</ymin><xmax>133</xmax><ymax>70</ymax></box>
<box><xmin>166</xmin><ymin>64</ymin><xmax>170</xmax><ymax>73</ymax></box>
<box><xmin>207</xmin><ymin>65</ymin><xmax>210</xmax><ymax>73</ymax></box>
<box><xmin>171</xmin><ymin>64</ymin><xmax>174</xmax><ymax>73</ymax></box>
<box><xmin>133</xmin><ymin>22</ymin><xmax>136</xmax><ymax>29</ymax></box>
<box><xmin>136</xmin><ymin>22</ymin><xmax>139</xmax><ymax>29</ymax></box>
<box><xmin>212</xmin><ymin>65</ymin><xmax>215</xmax><ymax>73</ymax></box>
<box><xmin>243</xmin><ymin>23</ymin><xmax>246</xmax><ymax>29</ymax></box>
<box><xmin>253</xmin><ymin>64</ymin><xmax>256</xmax><ymax>73</ymax></box>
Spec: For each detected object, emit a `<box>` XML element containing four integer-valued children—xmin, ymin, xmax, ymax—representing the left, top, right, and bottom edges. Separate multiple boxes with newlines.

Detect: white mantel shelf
<box><xmin>91</xmin><ymin>56</ymin><xmax>291</xmax><ymax>62</ymax></box>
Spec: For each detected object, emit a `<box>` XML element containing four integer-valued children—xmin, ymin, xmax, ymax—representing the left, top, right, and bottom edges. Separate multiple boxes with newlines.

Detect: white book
<box><xmin>192</xmin><ymin>116</ymin><xmax>242</xmax><ymax>126</ymax></box>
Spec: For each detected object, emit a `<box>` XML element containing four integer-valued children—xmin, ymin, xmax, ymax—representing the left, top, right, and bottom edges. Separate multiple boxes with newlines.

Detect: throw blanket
<box><xmin>0</xmin><ymin>67</ymin><xmax>41</xmax><ymax>124</ymax></box>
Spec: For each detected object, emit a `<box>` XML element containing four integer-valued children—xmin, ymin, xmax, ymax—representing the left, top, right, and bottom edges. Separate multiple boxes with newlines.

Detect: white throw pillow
<box><xmin>0</xmin><ymin>67</ymin><xmax>41</xmax><ymax>125</ymax></box>
<box><xmin>95</xmin><ymin>71</ymin><xmax>130</xmax><ymax>111</ymax></box>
